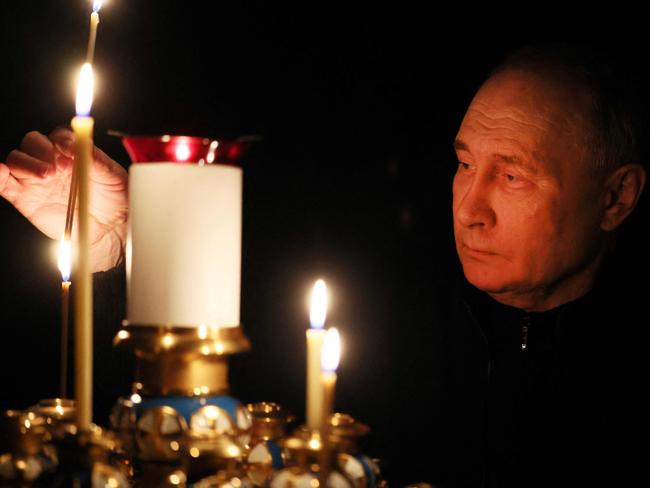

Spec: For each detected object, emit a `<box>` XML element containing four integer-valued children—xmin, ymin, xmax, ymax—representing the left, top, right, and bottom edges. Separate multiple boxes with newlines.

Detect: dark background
<box><xmin>1</xmin><ymin>2</ymin><xmax>648</xmax><ymax>485</ymax></box>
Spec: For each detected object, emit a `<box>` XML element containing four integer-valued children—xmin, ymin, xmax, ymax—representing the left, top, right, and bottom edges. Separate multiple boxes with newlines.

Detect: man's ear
<box><xmin>600</xmin><ymin>163</ymin><xmax>647</xmax><ymax>232</ymax></box>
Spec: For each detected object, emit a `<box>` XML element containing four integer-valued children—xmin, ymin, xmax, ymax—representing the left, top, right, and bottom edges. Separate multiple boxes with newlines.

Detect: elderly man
<box><xmin>450</xmin><ymin>44</ymin><xmax>645</xmax><ymax>484</ymax></box>
<box><xmin>453</xmin><ymin>51</ymin><xmax>645</xmax><ymax>313</ymax></box>
<box><xmin>1</xmin><ymin>44</ymin><xmax>647</xmax><ymax>486</ymax></box>
<box><xmin>385</xmin><ymin>44</ymin><xmax>647</xmax><ymax>487</ymax></box>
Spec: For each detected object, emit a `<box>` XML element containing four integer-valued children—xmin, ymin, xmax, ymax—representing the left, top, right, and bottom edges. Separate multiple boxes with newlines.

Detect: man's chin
<box><xmin>461</xmin><ymin>263</ymin><xmax>515</xmax><ymax>294</ymax></box>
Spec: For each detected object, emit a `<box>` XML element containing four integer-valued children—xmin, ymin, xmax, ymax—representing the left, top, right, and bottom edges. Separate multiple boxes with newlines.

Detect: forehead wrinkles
<box><xmin>458</xmin><ymin>99</ymin><xmax>581</xmax><ymax>170</ymax></box>
<box><xmin>462</xmin><ymin>99</ymin><xmax>555</xmax><ymax>140</ymax></box>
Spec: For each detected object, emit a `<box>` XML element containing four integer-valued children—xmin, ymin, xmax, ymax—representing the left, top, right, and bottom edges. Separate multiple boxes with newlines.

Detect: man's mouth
<box><xmin>463</xmin><ymin>244</ymin><xmax>496</xmax><ymax>256</ymax></box>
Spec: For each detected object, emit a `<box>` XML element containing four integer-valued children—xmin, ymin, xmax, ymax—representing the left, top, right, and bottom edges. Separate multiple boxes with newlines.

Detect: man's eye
<box><xmin>458</xmin><ymin>162</ymin><xmax>472</xmax><ymax>171</ymax></box>
<box><xmin>501</xmin><ymin>172</ymin><xmax>530</xmax><ymax>189</ymax></box>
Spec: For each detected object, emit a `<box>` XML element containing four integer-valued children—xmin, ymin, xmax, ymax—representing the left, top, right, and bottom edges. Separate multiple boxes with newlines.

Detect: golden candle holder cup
<box><xmin>326</xmin><ymin>413</ymin><xmax>384</xmax><ymax>488</ymax></box>
<box><xmin>0</xmin><ymin>409</ymin><xmax>57</xmax><ymax>483</ymax></box>
<box><xmin>243</xmin><ymin>402</ymin><xmax>295</xmax><ymax>486</ymax></box>
<box><xmin>269</xmin><ymin>413</ymin><xmax>385</xmax><ymax>488</ymax></box>
<box><xmin>52</xmin><ymin>423</ymin><xmax>129</xmax><ymax>485</ymax></box>
<box><xmin>27</xmin><ymin>397</ymin><xmax>77</xmax><ymax>441</ymax></box>
<box><xmin>271</xmin><ymin>425</ymin><xmax>355</xmax><ymax>488</ymax></box>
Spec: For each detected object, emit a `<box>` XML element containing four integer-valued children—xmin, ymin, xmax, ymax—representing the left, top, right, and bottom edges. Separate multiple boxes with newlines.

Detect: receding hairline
<box><xmin>456</xmin><ymin>66</ymin><xmax>598</xmax><ymax>173</ymax></box>
<box><xmin>484</xmin><ymin>65</ymin><xmax>594</xmax><ymax>106</ymax></box>
<box><xmin>481</xmin><ymin>43</ymin><xmax>647</xmax><ymax>173</ymax></box>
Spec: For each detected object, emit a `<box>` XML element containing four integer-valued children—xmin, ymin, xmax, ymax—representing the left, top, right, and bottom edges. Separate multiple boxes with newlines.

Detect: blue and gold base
<box><xmin>112</xmin><ymin>323</ymin><xmax>252</xmax><ymax>482</ymax></box>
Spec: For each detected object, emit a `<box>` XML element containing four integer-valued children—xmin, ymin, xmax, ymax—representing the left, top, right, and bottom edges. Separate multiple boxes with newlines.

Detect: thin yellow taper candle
<box><xmin>306</xmin><ymin>279</ymin><xmax>327</xmax><ymax>429</ymax></box>
<box><xmin>57</xmin><ymin>238</ymin><xmax>72</xmax><ymax>399</ymax></box>
<box><xmin>86</xmin><ymin>1</ymin><xmax>103</xmax><ymax>64</ymax></box>
<box><xmin>71</xmin><ymin>62</ymin><xmax>95</xmax><ymax>430</ymax></box>
<box><xmin>58</xmin><ymin>1</ymin><xmax>104</xmax><ymax>251</ymax></box>
<box><xmin>319</xmin><ymin>327</ymin><xmax>340</xmax><ymax>484</ymax></box>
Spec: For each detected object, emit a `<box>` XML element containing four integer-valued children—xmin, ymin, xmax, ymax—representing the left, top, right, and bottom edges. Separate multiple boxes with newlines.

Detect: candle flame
<box><xmin>58</xmin><ymin>238</ymin><xmax>72</xmax><ymax>282</ymax></box>
<box><xmin>321</xmin><ymin>327</ymin><xmax>341</xmax><ymax>372</ymax></box>
<box><xmin>92</xmin><ymin>0</ymin><xmax>104</xmax><ymax>13</ymax></box>
<box><xmin>75</xmin><ymin>63</ymin><xmax>94</xmax><ymax>116</ymax></box>
<box><xmin>309</xmin><ymin>279</ymin><xmax>327</xmax><ymax>329</ymax></box>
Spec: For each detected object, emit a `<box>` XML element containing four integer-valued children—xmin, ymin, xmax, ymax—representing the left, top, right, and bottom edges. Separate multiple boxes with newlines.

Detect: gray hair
<box><xmin>490</xmin><ymin>43</ymin><xmax>648</xmax><ymax>174</ymax></box>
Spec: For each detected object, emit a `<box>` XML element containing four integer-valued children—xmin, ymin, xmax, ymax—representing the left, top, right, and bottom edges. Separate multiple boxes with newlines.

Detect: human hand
<box><xmin>0</xmin><ymin>128</ymin><xmax>128</xmax><ymax>272</ymax></box>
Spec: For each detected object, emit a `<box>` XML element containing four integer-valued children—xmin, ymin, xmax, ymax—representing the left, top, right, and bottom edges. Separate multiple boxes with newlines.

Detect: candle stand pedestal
<box><xmin>112</xmin><ymin>323</ymin><xmax>253</xmax><ymax>484</ymax></box>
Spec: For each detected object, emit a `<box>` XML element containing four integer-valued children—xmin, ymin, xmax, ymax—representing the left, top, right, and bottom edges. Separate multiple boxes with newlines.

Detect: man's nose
<box><xmin>454</xmin><ymin>178</ymin><xmax>496</xmax><ymax>228</ymax></box>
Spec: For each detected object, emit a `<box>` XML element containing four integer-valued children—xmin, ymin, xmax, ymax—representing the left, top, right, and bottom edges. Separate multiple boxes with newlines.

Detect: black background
<box><xmin>1</xmin><ymin>2</ymin><xmax>648</xmax><ymax>485</ymax></box>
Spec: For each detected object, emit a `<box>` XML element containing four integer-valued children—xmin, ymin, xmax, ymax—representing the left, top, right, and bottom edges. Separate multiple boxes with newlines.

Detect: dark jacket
<box><xmin>417</xmin><ymin>253</ymin><xmax>646</xmax><ymax>488</ymax></box>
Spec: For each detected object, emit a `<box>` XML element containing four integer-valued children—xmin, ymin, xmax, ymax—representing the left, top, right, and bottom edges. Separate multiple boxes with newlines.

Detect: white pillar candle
<box><xmin>127</xmin><ymin>163</ymin><xmax>242</xmax><ymax>327</ymax></box>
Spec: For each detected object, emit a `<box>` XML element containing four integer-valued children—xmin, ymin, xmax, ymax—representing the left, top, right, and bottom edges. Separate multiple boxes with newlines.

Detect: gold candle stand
<box><xmin>113</xmin><ymin>323</ymin><xmax>251</xmax><ymax>397</ymax></box>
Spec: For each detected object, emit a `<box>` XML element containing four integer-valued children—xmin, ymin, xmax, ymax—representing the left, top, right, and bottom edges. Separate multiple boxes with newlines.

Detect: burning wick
<box><xmin>58</xmin><ymin>238</ymin><xmax>72</xmax><ymax>398</ymax></box>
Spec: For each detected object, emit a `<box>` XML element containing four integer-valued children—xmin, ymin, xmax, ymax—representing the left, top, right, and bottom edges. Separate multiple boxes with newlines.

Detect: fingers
<box><xmin>21</xmin><ymin>131</ymin><xmax>56</xmax><ymax>163</ymax></box>
<box><xmin>0</xmin><ymin>163</ymin><xmax>10</xmax><ymax>196</ymax></box>
<box><xmin>51</xmin><ymin>126</ymin><xmax>124</xmax><ymax>181</ymax></box>
<box><xmin>49</xmin><ymin>127</ymin><xmax>75</xmax><ymax>173</ymax></box>
<box><xmin>4</xmin><ymin>148</ymin><xmax>53</xmax><ymax>179</ymax></box>
<box><xmin>1</xmin><ymin>131</ymin><xmax>57</xmax><ymax>205</ymax></box>
<box><xmin>0</xmin><ymin>163</ymin><xmax>20</xmax><ymax>205</ymax></box>
<box><xmin>3</xmin><ymin>131</ymin><xmax>64</xmax><ymax>181</ymax></box>
<box><xmin>49</xmin><ymin>126</ymin><xmax>75</xmax><ymax>159</ymax></box>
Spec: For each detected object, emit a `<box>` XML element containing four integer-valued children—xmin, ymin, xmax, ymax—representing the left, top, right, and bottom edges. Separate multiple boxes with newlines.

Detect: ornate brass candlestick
<box><xmin>244</xmin><ymin>402</ymin><xmax>295</xmax><ymax>486</ymax></box>
<box><xmin>271</xmin><ymin>425</ymin><xmax>355</xmax><ymax>488</ymax></box>
<box><xmin>327</xmin><ymin>413</ymin><xmax>384</xmax><ymax>488</ymax></box>
<box><xmin>268</xmin><ymin>413</ymin><xmax>384</xmax><ymax>488</ymax></box>
<box><xmin>0</xmin><ymin>409</ymin><xmax>57</xmax><ymax>484</ymax></box>
<box><xmin>113</xmin><ymin>322</ymin><xmax>253</xmax><ymax>482</ymax></box>
<box><xmin>48</xmin><ymin>423</ymin><xmax>130</xmax><ymax>488</ymax></box>
<box><xmin>0</xmin><ymin>402</ymin><xmax>129</xmax><ymax>488</ymax></box>
<box><xmin>27</xmin><ymin>398</ymin><xmax>77</xmax><ymax>441</ymax></box>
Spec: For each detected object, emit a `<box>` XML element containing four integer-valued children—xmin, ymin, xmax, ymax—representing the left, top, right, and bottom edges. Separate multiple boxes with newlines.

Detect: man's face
<box><xmin>453</xmin><ymin>69</ymin><xmax>606</xmax><ymax>306</ymax></box>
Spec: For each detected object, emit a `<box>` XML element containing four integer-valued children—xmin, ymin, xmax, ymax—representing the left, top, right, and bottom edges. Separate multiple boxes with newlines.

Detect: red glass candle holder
<box><xmin>121</xmin><ymin>134</ymin><xmax>252</xmax><ymax>165</ymax></box>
